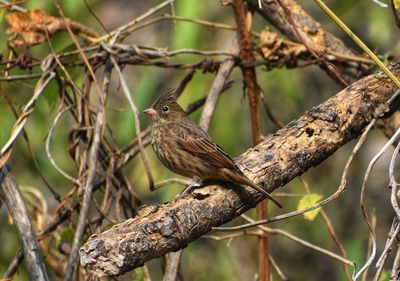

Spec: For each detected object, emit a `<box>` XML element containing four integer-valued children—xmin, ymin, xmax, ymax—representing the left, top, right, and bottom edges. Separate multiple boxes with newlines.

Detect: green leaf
<box><xmin>297</xmin><ymin>193</ymin><xmax>323</xmax><ymax>221</ymax></box>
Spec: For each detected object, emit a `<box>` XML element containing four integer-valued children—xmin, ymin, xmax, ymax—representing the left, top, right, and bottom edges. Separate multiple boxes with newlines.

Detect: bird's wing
<box><xmin>176</xmin><ymin>133</ymin><xmax>239</xmax><ymax>171</ymax></box>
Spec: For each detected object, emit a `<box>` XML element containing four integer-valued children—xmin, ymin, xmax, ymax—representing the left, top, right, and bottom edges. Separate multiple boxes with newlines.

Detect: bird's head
<box><xmin>143</xmin><ymin>89</ymin><xmax>187</xmax><ymax>124</ymax></box>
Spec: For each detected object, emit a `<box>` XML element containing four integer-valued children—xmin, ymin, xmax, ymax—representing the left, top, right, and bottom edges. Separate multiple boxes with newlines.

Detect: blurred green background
<box><xmin>0</xmin><ymin>0</ymin><xmax>399</xmax><ymax>280</ymax></box>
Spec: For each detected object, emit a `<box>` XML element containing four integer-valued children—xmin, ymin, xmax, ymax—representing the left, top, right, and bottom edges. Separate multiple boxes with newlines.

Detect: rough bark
<box><xmin>79</xmin><ymin>64</ymin><xmax>400</xmax><ymax>277</ymax></box>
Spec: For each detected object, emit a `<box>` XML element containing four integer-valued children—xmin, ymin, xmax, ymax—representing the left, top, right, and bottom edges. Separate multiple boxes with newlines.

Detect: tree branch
<box><xmin>231</xmin><ymin>0</ymin><xmax>263</xmax><ymax>143</ymax></box>
<box><xmin>79</xmin><ymin>64</ymin><xmax>400</xmax><ymax>277</ymax></box>
<box><xmin>247</xmin><ymin>0</ymin><xmax>354</xmax><ymax>55</ymax></box>
<box><xmin>0</xmin><ymin>165</ymin><xmax>49</xmax><ymax>281</ymax></box>
<box><xmin>247</xmin><ymin>0</ymin><xmax>371</xmax><ymax>80</ymax></box>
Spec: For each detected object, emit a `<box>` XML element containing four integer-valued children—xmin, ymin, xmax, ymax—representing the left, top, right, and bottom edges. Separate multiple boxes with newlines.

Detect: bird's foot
<box><xmin>176</xmin><ymin>178</ymin><xmax>202</xmax><ymax>198</ymax></box>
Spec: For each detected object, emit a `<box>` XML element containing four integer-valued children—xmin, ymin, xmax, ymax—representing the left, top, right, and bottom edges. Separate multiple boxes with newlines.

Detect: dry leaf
<box><xmin>6</xmin><ymin>9</ymin><xmax>95</xmax><ymax>47</ymax></box>
<box><xmin>259</xmin><ymin>30</ymin><xmax>282</xmax><ymax>59</ymax></box>
<box><xmin>6</xmin><ymin>9</ymin><xmax>64</xmax><ymax>47</ymax></box>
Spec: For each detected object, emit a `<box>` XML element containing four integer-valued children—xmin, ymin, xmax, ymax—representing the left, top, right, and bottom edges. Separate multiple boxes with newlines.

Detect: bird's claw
<box><xmin>175</xmin><ymin>178</ymin><xmax>202</xmax><ymax>198</ymax></box>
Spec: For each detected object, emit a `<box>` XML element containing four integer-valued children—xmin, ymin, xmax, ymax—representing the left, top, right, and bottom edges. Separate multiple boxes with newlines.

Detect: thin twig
<box><xmin>83</xmin><ymin>0</ymin><xmax>110</xmax><ymax>34</ymax></box>
<box><xmin>154</xmin><ymin>178</ymin><xmax>191</xmax><ymax>190</ymax></box>
<box><xmin>117</xmin><ymin>14</ymin><xmax>237</xmax><ymax>42</ymax></box>
<box><xmin>3</xmin><ymin>93</ymin><xmax>61</xmax><ymax>202</ymax></box>
<box><xmin>199</xmin><ymin>37</ymin><xmax>238</xmax><ymax>131</ymax></box>
<box><xmin>362</xmin><ymin>211</ymin><xmax>377</xmax><ymax>281</ymax></box>
<box><xmin>259</xmin><ymin>89</ymin><xmax>284</xmax><ymax>129</ymax></box>
<box><xmin>63</xmin><ymin>61</ymin><xmax>111</xmax><ymax>281</ymax></box>
<box><xmin>46</xmin><ymin>105</ymin><xmax>80</xmax><ymax>184</ymax></box>
<box><xmin>204</xmin><ymin>230</ymin><xmax>265</xmax><ymax>240</ymax></box>
<box><xmin>110</xmin><ymin>55</ymin><xmax>155</xmax><ymax>190</ymax></box>
<box><xmin>374</xmin><ymin>218</ymin><xmax>400</xmax><ymax>281</ymax></box>
<box><xmin>353</xmin><ymin>126</ymin><xmax>400</xmax><ymax>280</ymax></box>
<box><xmin>320</xmin><ymin>210</ymin><xmax>352</xmax><ymax>280</ymax></box>
<box><xmin>392</xmin><ymin>242</ymin><xmax>400</xmax><ymax>280</ymax></box>
<box><xmin>268</xmin><ymin>255</ymin><xmax>288</xmax><ymax>281</ymax></box>
<box><xmin>0</xmin><ymin>73</ymin><xmax>43</xmax><ymax>81</ymax></box>
<box><xmin>390</xmin><ymin>133</ymin><xmax>400</xmax><ymax>218</ymax></box>
<box><xmin>175</xmin><ymin>69</ymin><xmax>196</xmax><ymax>97</ymax></box>
<box><xmin>0</xmin><ymin>0</ymin><xmax>26</xmax><ymax>12</ymax></box>
<box><xmin>240</xmin><ymin>214</ymin><xmax>355</xmax><ymax>267</ymax></box>
<box><xmin>55</xmin><ymin>0</ymin><xmax>105</xmax><ymax>104</ymax></box>
<box><xmin>95</xmin><ymin>0</ymin><xmax>174</xmax><ymax>42</ymax></box>
<box><xmin>0</xmin><ymin>58</ymin><xmax>55</xmax><ymax>165</ymax></box>
<box><xmin>104</xmin><ymin>42</ymin><xmax>235</xmax><ymax>58</ymax></box>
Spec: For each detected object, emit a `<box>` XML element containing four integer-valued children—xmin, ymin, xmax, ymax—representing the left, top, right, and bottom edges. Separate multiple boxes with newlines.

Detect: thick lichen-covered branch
<box><xmin>79</xmin><ymin>64</ymin><xmax>400</xmax><ymax>277</ymax></box>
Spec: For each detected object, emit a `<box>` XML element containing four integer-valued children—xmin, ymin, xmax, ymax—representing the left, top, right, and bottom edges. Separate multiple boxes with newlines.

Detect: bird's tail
<box><xmin>223</xmin><ymin>169</ymin><xmax>282</xmax><ymax>208</ymax></box>
<box><xmin>248</xmin><ymin>181</ymin><xmax>282</xmax><ymax>208</ymax></box>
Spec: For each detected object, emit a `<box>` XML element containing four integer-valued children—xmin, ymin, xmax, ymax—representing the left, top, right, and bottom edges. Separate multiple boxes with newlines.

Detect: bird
<box><xmin>143</xmin><ymin>89</ymin><xmax>282</xmax><ymax>208</ymax></box>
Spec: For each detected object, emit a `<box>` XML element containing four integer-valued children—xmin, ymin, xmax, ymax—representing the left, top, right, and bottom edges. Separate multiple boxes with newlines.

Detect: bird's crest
<box><xmin>151</xmin><ymin>88</ymin><xmax>177</xmax><ymax>108</ymax></box>
<box><xmin>148</xmin><ymin>88</ymin><xmax>187</xmax><ymax>122</ymax></box>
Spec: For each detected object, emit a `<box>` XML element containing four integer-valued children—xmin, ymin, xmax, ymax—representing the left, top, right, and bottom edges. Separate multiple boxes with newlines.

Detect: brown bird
<box><xmin>143</xmin><ymin>89</ymin><xmax>281</xmax><ymax>208</ymax></box>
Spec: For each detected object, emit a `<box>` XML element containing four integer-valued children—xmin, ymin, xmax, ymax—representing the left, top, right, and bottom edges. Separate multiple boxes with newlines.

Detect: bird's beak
<box><xmin>143</xmin><ymin>108</ymin><xmax>157</xmax><ymax>116</ymax></box>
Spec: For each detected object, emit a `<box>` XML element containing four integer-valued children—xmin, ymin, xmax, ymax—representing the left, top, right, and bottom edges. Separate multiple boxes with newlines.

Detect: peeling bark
<box><xmin>80</xmin><ymin>65</ymin><xmax>400</xmax><ymax>277</ymax></box>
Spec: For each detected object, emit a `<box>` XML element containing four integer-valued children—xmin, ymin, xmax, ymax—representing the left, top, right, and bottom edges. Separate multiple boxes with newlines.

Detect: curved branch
<box><xmin>79</xmin><ymin>65</ymin><xmax>400</xmax><ymax>277</ymax></box>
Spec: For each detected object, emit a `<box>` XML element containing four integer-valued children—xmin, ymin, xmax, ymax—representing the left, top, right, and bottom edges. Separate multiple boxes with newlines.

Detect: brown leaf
<box><xmin>259</xmin><ymin>30</ymin><xmax>283</xmax><ymax>59</ymax></box>
<box><xmin>6</xmin><ymin>9</ymin><xmax>66</xmax><ymax>47</ymax></box>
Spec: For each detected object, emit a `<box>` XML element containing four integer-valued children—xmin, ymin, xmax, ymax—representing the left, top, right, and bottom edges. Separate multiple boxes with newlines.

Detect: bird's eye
<box><xmin>162</xmin><ymin>106</ymin><xmax>169</xmax><ymax>113</ymax></box>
